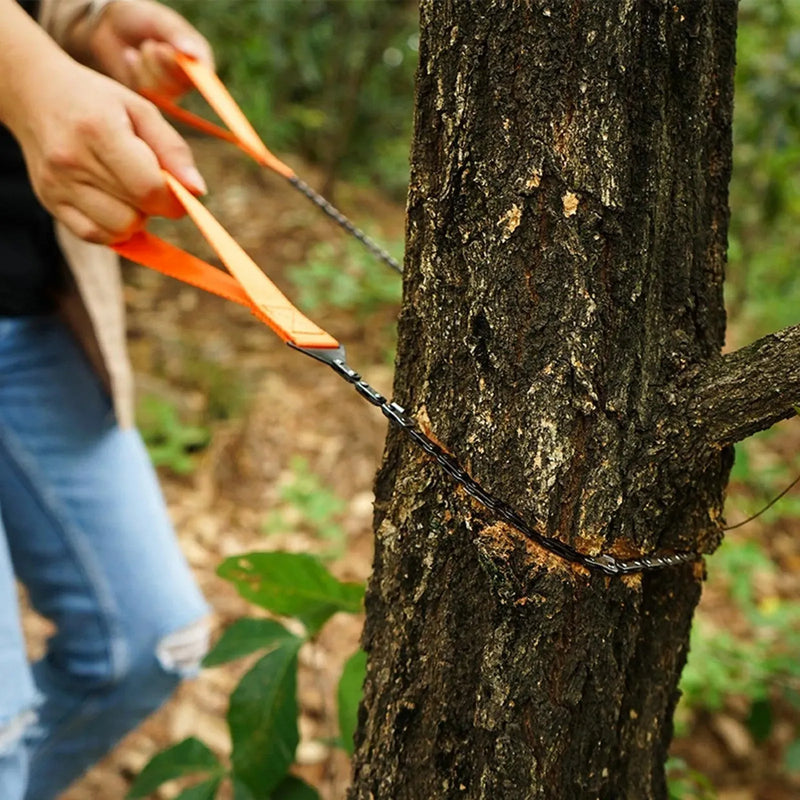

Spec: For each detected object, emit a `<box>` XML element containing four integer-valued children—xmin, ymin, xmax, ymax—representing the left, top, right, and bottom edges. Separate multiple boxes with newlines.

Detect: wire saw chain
<box><xmin>293</xmin><ymin>345</ymin><xmax>698</xmax><ymax>576</ymax></box>
<box><xmin>288</xmin><ymin>176</ymin><xmax>404</xmax><ymax>275</ymax></box>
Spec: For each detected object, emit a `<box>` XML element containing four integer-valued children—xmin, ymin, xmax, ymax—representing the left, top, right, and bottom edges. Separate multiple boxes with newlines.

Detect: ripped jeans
<box><xmin>0</xmin><ymin>316</ymin><xmax>210</xmax><ymax>800</ymax></box>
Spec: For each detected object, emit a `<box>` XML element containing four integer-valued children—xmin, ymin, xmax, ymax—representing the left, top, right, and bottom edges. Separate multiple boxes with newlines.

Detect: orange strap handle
<box><xmin>142</xmin><ymin>53</ymin><xmax>295</xmax><ymax>179</ymax></box>
<box><xmin>113</xmin><ymin>173</ymin><xmax>339</xmax><ymax>351</ymax></box>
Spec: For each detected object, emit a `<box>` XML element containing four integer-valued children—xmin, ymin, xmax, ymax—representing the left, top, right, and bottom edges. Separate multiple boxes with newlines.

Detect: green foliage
<box><xmin>338</xmin><ymin>649</ymin><xmax>368</xmax><ymax>756</ymax></box>
<box><xmin>174</xmin><ymin>778</ymin><xmax>225</xmax><ymax>800</ymax></box>
<box><xmin>729</xmin><ymin>423</ymin><xmax>800</xmax><ymax>526</ymax></box>
<box><xmin>217</xmin><ymin>550</ymin><xmax>364</xmax><ymax>635</ymax></box>
<box><xmin>166</xmin><ymin>0</ymin><xmax>418</xmax><ymax>198</ymax></box>
<box><xmin>137</xmin><ymin>394</ymin><xmax>210</xmax><ymax>475</ymax></box>
<box><xmin>131</xmin><ymin>551</ymin><xmax>365</xmax><ymax>799</ymax></box>
<box><xmin>666</xmin><ymin>758</ymin><xmax>717</xmax><ymax>800</ymax></box>
<box><xmin>127</xmin><ymin>738</ymin><xmax>223</xmax><ymax>797</ymax></box>
<box><xmin>270</xmin><ymin>776</ymin><xmax>321</xmax><ymax>800</ymax></box>
<box><xmin>202</xmin><ymin>618</ymin><xmax>297</xmax><ymax>668</ymax></box>
<box><xmin>228</xmin><ymin>639</ymin><xmax>302</xmax><ymax>797</ymax></box>
<box><xmin>728</xmin><ymin>0</ymin><xmax>800</xmax><ymax>339</ymax></box>
<box><xmin>746</xmin><ymin>697</ymin><xmax>773</xmax><ymax>744</ymax></box>
<box><xmin>785</xmin><ymin>738</ymin><xmax>800</xmax><ymax>773</ymax></box>
<box><xmin>181</xmin><ymin>357</ymin><xmax>250</xmax><ymax>422</ymax></box>
<box><xmin>262</xmin><ymin>457</ymin><xmax>348</xmax><ymax>558</ymax></box>
<box><xmin>288</xmin><ymin>239</ymin><xmax>403</xmax><ymax>317</ymax></box>
<box><xmin>678</xmin><ymin>536</ymin><xmax>800</xmax><ymax>776</ymax></box>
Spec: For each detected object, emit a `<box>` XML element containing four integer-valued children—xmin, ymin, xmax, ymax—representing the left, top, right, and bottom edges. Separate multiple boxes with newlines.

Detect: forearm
<box><xmin>0</xmin><ymin>0</ymin><xmax>72</xmax><ymax>135</ymax></box>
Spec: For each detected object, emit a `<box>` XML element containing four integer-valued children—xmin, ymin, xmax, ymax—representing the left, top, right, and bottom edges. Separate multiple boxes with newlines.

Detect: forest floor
<box><xmin>21</xmin><ymin>139</ymin><xmax>799</xmax><ymax>800</ymax></box>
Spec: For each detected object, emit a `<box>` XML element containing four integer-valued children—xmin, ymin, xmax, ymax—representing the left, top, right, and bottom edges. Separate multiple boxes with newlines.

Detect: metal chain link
<box><xmin>292</xmin><ymin>345</ymin><xmax>699</xmax><ymax>576</ymax></box>
<box><xmin>288</xmin><ymin>176</ymin><xmax>403</xmax><ymax>274</ymax></box>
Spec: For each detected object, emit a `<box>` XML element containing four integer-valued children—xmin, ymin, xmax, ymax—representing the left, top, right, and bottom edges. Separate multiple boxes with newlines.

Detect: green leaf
<box><xmin>337</xmin><ymin>649</ymin><xmax>367</xmax><ymax>755</ymax></box>
<box><xmin>229</xmin><ymin>637</ymin><xmax>302</xmax><ymax>797</ymax></box>
<box><xmin>746</xmin><ymin>697</ymin><xmax>773</xmax><ymax>743</ymax></box>
<box><xmin>204</xmin><ymin>618</ymin><xmax>296</xmax><ymax>667</ymax></box>
<box><xmin>785</xmin><ymin>737</ymin><xmax>800</xmax><ymax>773</ymax></box>
<box><xmin>217</xmin><ymin>551</ymin><xmax>365</xmax><ymax>634</ymax></box>
<box><xmin>127</xmin><ymin>738</ymin><xmax>221</xmax><ymax>798</ymax></box>
<box><xmin>271</xmin><ymin>775</ymin><xmax>321</xmax><ymax>799</ymax></box>
<box><xmin>174</xmin><ymin>777</ymin><xmax>224</xmax><ymax>800</ymax></box>
<box><xmin>232</xmin><ymin>779</ymin><xmax>257</xmax><ymax>800</ymax></box>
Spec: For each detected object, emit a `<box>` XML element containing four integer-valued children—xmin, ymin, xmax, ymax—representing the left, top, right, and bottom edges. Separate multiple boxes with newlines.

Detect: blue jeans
<box><xmin>0</xmin><ymin>316</ymin><xmax>210</xmax><ymax>800</ymax></box>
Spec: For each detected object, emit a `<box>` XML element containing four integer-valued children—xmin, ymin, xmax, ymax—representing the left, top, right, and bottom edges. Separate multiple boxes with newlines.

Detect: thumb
<box><xmin>128</xmin><ymin>98</ymin><xmax>207</xmax><ymax>196</ymax></box>
<box><xmin>144</xmin><ymin>8</ymin><xmax>214</xmax><ymax>69</ymax></box>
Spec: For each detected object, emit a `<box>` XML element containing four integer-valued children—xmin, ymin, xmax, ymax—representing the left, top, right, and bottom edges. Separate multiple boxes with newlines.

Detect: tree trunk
<box><xmin>347</xmin><ymin>2</ymin><xmax>794</xmax><ymax>799</ymax></box>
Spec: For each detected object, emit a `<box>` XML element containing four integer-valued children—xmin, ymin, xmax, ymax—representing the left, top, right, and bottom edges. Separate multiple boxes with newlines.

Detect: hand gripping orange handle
<box><xmin>113</xmin><ymin>173</ymin><xmax>339</xmax><ymax>351</ymax></box>
<box><xmin>142</xmin><ymin>52</ymin><xmax>295</xmax><ymax>179</ymax></box>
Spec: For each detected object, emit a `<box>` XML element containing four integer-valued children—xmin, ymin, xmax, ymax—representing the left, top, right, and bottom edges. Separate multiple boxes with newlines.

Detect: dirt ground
<box><xmin>20</xmin><ymin>139</ymin><xmax>799</xmax><ymax>799</ymax></box>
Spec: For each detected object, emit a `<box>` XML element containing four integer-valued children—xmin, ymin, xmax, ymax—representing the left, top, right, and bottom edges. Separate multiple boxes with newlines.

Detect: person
<box><xmin>0</xmin><ymin>1</ymin><xmax>217</xmax><ymax>797</ymax></box>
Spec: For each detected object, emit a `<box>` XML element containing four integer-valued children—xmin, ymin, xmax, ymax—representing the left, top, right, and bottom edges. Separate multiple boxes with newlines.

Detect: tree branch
<box><xmin>691</xmin><ymin>323</ymin><xmax>800</xmax><ymax>447</ymax></box>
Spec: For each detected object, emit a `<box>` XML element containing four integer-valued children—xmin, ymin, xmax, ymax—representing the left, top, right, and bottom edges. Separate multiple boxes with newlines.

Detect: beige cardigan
<box><xmin>39</xmin><ymin>0</ymin><xmax>136</xmax><ymax>428</ymax></box>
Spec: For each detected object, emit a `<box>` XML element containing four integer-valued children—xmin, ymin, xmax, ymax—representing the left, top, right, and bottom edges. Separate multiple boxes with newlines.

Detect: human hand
<box><xmin>83</xmin><ymin>0</ymin><xmax>213</xmax><ymax>99</ymax></box>
<box><xmin>6</xmin><ymin>50</ymin><xmax>206</xmax><ymax>244</ymax></box>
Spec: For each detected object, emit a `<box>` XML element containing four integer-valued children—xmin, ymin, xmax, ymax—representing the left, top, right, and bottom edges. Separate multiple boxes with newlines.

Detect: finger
<box><xmin>90</xmin><ymin>101</ymin><xmax>188</xmax><ymax>218</ymax></box>
<box><xmin>137</xmin><ymin>40</ymin><xmax>190</xmax><ymax>98</ymax></box>
<box><xmin>126</xmin><ymin>98</ymin><xmax>207</xmax><ymax>200</ymax></box>
<box><xmin>153</xmin><ymin>41</ymin><xmax>196</xmax><ymax>93</ymax></box>
<box><xmin>122</xmin><ymin>46</ymin><xmax>143</xmax><ymax>88</ymax></box>
<box><xmin>66</xmin><ymin>183</ymin><xmax>143</xmax><ymax>240</ymax></box>
<box><xmin>34</xmin><ymin>106</ymin><xmax>156</xmax><ymax>214</ymax></box>
<box><xmin>54</xmin><ymin>203</ymin><xmax>119</xmax><ymax>245</ymax></box>
<box><xmin>142</xmin><ymin>6</ymin><xmax>214</xmax><ymax>70</ymax></box>
<box><xmin>173</xmin><ymin>33</ymin><xmax>214</xmax><ymax>70</ymax></box>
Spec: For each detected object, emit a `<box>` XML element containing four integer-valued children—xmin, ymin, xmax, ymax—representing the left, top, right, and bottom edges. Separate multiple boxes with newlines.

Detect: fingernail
<box><xmin>174</xmin><ymin>37</ymin><xmax>205</xmax><ymax>61</ymax></box>
<box><xmin>180</xmin><ymin>167</ymin><xmax>207</xmax><ymax>195</ymax></box>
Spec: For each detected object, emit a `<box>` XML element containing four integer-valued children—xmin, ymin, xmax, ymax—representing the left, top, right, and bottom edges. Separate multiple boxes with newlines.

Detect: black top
<box><xmin>0</xmin><ymin>0</ymin><xmax>61</xmax><ymax>316</ymax></box>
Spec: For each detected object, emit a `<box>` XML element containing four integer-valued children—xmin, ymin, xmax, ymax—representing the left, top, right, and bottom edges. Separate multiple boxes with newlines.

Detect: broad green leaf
<box><xmin>127</xmin><ymin>738</ymin><xmax>221</xmax><ymax>798</ymax></box>
<box><xmin>229</xmin><ymin>637</ymin><xmax>302</xmax><ymax>797</ymax></box>
<box><xmin>337</xmin><ymin>649</ymin><xmax>367</xmax><ymax>755</ymax></box>
<box><xmin>217</xmin><ymin>551</ymin><xmax>364</xmax><ymax>634</ymax></box>
<box><xmin>785</xmin><ymin>737</ymin><xmax>800</xmax><ymax>773</ymax></box>
<box><xmin>204</xmin><ymin>618</ymin><xmax>296</xmax><ymax>667</ymax></box>
<box><xmin>174</xmin><ymin>777</ymin><xmax>224</xmax><ymax>800</ymax></box>
<box><xmin>271</xmin><ymin>775</ymin><xmax>321</xmax><ymax>799</ymax></box>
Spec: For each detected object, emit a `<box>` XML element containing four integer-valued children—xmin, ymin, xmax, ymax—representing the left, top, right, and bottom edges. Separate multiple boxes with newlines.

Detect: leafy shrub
<box><xmin>262</xmin><ymin>456</ymin><xmax>349</xmax><ymax>559</ymax></box>
<box><xmin>678</xmin><ymin>536</ymin><xmax>800</xmax><ymax>775</ymax></box>
<box><xmin>128</xmin><ymin>551</ymin><xmax>366</xmax><ymax>799</ymax></box>
<box><xmin>138</xmin><ymin>394</ymin><xmax>210</xmax><ymax>475</ymax></box>
<box><xmin>288</xmin><ymin>238</ymin><xmax>403</xmax><ymax>317</ymax></box>
<box><xmin>666</xmin><ymin>757</ymin><xmax>717</xmax><ymax>800</ymax></box>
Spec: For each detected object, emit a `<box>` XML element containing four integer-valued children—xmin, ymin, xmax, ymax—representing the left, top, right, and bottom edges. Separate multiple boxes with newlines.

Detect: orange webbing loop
<box><xmin>114</xmin><ymin>230</ymin><xmax>252</xmax><ymax>308</ymax></box>
<box><xmin>113</xmin><ymin>173</ymin><xmax>339</xmax><ymax>351</ymax></box>
<box><xmin>143</xmin><ymin>53</ymin><xmax>295</xmax><ymax>179</ymax></box>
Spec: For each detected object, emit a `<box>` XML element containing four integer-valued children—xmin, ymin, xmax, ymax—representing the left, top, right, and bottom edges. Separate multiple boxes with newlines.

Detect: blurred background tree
<box><xmin>169</xmin><ymin>0</ymin><xmax>419</xmax><ymax>200</ymax></box>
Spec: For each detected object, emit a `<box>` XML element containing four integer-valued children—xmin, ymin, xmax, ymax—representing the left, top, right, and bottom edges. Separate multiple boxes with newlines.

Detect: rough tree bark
<box><xmin>349</xmin><ymin>2</ymin><xmax>800</xmax><ymax>799</ymax></box>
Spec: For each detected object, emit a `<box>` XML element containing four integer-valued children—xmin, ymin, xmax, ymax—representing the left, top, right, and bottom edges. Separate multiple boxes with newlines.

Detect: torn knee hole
<box><xmin>156</xmin><ymin>618</ymin><xmax>211</xmax><ymax>676</ymax></box>
<box><xmin>0</xmin><ymin>709</ymin><xmax>36</xmax><ymax>755</ymax></box>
